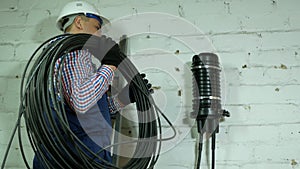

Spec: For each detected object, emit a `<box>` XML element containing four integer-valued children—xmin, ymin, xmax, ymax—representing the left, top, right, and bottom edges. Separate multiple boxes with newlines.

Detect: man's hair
<box><xmin>64</xmin><ymin>15</ymin><xmax>90</xmax><ymax>33</ymax></box>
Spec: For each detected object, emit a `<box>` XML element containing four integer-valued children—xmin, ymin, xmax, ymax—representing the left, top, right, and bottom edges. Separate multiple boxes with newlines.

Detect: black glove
<box><xmin>118</xmin><ymin>73</ymin><xmax>154</xmax><ymax>106</ymax></box>
<box><xmin>101</xmin><ymin>44</ymin><xmax>125</xmax><ymax>67</ymax></box>
<box><xmin>88</xmin><ymin>35</ymin><xmax>126</xmax><ymax>67</ymax></box>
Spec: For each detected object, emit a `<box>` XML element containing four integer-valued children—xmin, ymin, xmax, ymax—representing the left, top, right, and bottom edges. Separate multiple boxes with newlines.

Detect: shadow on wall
<box><xmin>31</xmin><ymin>15</ymin><xmax>61</xmax><ymax>43</ymax></box>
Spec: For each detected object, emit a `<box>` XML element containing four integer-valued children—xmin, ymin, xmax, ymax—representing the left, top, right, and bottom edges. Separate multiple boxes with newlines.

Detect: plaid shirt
<box><xmin>54</xmin><ymin>49</ymin><xmax>121</xmax><ymax>114</ymax></box>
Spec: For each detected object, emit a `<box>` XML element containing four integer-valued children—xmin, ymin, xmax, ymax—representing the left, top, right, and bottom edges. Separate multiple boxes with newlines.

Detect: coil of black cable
<box><xmin>21</xmin><ymin>34</ymin><xmax>161</xmax><ymax>169</ymax></box>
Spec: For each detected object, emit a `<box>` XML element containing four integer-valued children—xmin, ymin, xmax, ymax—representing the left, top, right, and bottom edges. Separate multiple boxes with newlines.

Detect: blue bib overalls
<box><xmin>33</xmin><ymin>93</ymin><xmax>113</xmax><ymax>168</ymax></box>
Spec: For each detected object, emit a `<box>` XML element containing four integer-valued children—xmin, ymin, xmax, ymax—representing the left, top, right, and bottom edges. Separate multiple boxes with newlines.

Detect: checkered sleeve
<box><xmin>58</xmin><ymin>50</ymin><xmax>114</xmax><ymax>114</ymax></box>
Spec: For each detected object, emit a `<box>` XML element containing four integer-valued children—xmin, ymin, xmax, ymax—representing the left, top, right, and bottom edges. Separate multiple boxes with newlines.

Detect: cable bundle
<box><xmin>1</xmin><ymin>34</ymin><xmax>176</xmax><ymax>169</ymax></box>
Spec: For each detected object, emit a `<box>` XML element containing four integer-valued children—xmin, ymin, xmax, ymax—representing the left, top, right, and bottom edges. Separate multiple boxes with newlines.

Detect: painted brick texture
<box><xmin>0</xmin><ymin>0</ymin><xmax>299</xmax><ymax>168</ymax></box>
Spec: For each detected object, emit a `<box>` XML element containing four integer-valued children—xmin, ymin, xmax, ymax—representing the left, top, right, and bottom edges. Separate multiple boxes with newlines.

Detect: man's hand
<box><xmin>89</xmin><ymin>35</ymin><xmax>125</xmax><ymax>68</ymax></box>
<box><xmin>118</xmin><ymin>73</ymin><xmax>154</xmax><ymax>106</ymax></box>
<box><xmin>101</xmin><ymin>44</ymin><xmax>125</xmax><ymax>68</ymax></box>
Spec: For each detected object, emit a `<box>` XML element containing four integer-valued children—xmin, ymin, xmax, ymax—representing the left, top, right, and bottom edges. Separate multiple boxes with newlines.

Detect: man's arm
<box><xmin>58</xmin><ymin>50</ymin><xmax>114</xmax><ymax>114</ymax></box>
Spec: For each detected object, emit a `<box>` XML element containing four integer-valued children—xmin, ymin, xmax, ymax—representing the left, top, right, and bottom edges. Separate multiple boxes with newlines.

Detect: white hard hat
<box><xmin>56</xmin><ymin>1</ymin><xmax>109</xmax><ymax>31</ymax></box>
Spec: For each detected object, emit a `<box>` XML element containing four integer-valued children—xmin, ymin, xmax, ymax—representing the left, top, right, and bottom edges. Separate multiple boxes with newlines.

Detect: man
<box><xmin>33</xmin><ymin>1</ymin><xmax>151</xmax><ymax>168</ymax></box>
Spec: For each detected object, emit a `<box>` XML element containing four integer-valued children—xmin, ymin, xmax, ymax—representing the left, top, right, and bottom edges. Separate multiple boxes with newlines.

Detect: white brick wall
<box><xmin>1</xmin><ymin>0</ymin><xmax>300</xmax><ymax>169</ymax></box>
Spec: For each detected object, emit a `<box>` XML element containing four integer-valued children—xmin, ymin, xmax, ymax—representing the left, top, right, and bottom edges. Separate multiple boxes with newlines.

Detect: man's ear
<box><xmin>73</xmin><ymin>16</ymin><xmax>83</xmax><ymax>30</ymax></box>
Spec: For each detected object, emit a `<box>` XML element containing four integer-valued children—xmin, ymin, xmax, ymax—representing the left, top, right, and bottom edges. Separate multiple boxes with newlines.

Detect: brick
<box><xmin>261</xmin><ymin>31</ymin><xmax>300</xmax><ymax>50</ymax></box>
<box><xmin>107</xmin><ymin>33</ymin><xmax>210</xmax><ymax>56</ymax></box>
<box><xmin>0</xmin><ymin>26</ymin><xmax>59</xmax><ymax>44</ymax></box>
<box><xmin>211</xmin><ymin>30</ymin><xmax>300</xmax><ymax>52</ymax></box>
<box><xmin>17</xmin><ymin>0</ymin><xmax>63</xmax><ymax>11</ymax></box>
<box><xmin>211</xmin><ymin>33</ymin><xmax>261</xmax><ymax>52</ymax></box>
<box><xmin>154</xmin><ymin>165</ymin><xmax>191</xmax><ymax>169</ymax></box>
<box><xmin>181</xmin><ymin>1</ymin><xmax>300</xmax><ymax>34</ymax></box>
<box><xmin>0</xmin><ymin>113</ymin><xmax>19</xmax><ymax>134</ymax></box>
<box><xmin>253</xmin><ymin>141</ymin><xmax>300</xmax><ymax>163</ymax></box>
<box><xmin>0</xmin><ymin>79</ymin><xmax>22</xmax><ymax>113</ymax></box>
<box><xmin>220</xmin><ymin>123</ymin><xmax>300</xmax><ymax>148</ymax></box>
<box><xmin>156</xmin><ymin>138</ymin><xmax>195</xmax><ymax>168</ymax></box>
<box><xmin>0</xmin><ymin>61</ymin><xmax>25</xmax><ymax>77</ymax></box>
<box><xmin>276</xmin><ymin>123</ymin><xmax>300</xmax><ymax>144</ymax></box>
<box><xmin>223</xmin><ymin>104</ymin><xmax>300</xmax><ymax>125</ymax></box>
<box><xmin>104</xmin><ymin>15</ymin><xmax>215</xmax><ymax>53</ymax></box>
<box><xmin>0</xmin><ymin>94</ymin><xmax>20</xmax><ymax>113</ymax></box>
<box><xmin>227</xmin><ymin>0</ymin><xmax>279</xmax><ymax>15</ymax></box>
<box><xmin>15</xmin><ymin>42</ymin><xmax>40</xmax><ymax>61</ymax></box>
<box><xmin>0</xmin><ymin>78</ymin><xmax>21</xmax><ymax>94</ymax></box>
<box><xmin>0</xmin><ymin>27</ymin><xmax>35</xmax><ymax>43</ymax></box>
<box><xmin>187</xmin><ymin>12</ymin><xmax>297</xmax><ymax>35</ymax></box>
<box><xmin>221</xmin><ymin>125</ymin><xmax>280</xmax><ymax>145</ymax></box>
<box><xmin>249</xmin><ymin>49</ymin><xmax>300</xmax><ymax>67</ymax></box>
<box><xmin>0</xmin><ymin>125</ymin><xmax>33</xmax><ymax>168</ymax></box>
<box><xmin>0</xmin><ymin>123</ymin><xmax>31</xmax><ymax>146</ymax></box>
<box><xmin>233</xmin><ymin>12</ymin><xmax>300</xmax><ymax>32</ymax></box>
<box><xmin>243</xmin><ymin>163</ymin><xmax>299</xmax><ymax>169</ymax></box>
<box><xmin>0</xmin><ymin>11</ymin><xmax>27</xmax><ymax>27</ymax></box>
<box><xmin>289</xmin><ymin>12</ymin><xmax>300</xmax><ymax>29</ymax></box>
<box><xmin>25</xmin><ymin>9</ymin><xmax>52</xmax><ymax>26</ymax></box>
<box><xmin>275</xmin><ymin>0</ymin><xmax>300</xmax><ymax>13</ymax></box>
<box><xmin>226</xmin><ymin>85</ymin><xmax>300</xmax><ymax>105</ymax></box>
<box><xmin>0</xmin><ymin>44</ymin><xmax>15</xmax><ymax>61</ymax></box>
<box><xmin>228</xmin><ymin>0</ymin><xmax>300</xmax><ymax>17</ymax></box>
<box><xmin>240</xmin><ymin>67</ymin><xmax>300</xmax><ymax>85</ymax></box>
<box><xmin>129</xmin><ymin>52</ymin><xmax>195</xmax><ymax>86</ymax></box>
<box><xmin>219</xmin><ymin>52</ymin><xmax>249</xmax><ymax>69</ymax></box>
<box><xmin>0</xmin><ymin>143</ymin><xmax>34</xmax><ymax>168</ymax></box>
<box><xmin>149</xmin><ymin>90</ymin><xmax>183</xmax><ymax>125</ymax></box>
<box><xmin>0</xmin><ymin>0</ymin><xmax>18</xmax><ymax>12</ymax></box>
<box><xmin>216</xmin><ymin>142</ymin><xmax>256</xmax><ymax>162</ymax></box>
